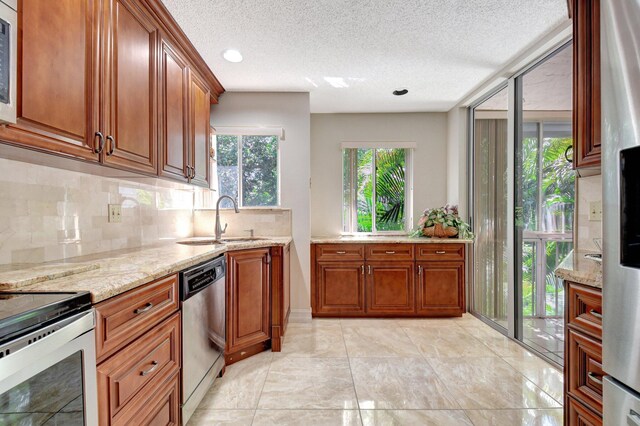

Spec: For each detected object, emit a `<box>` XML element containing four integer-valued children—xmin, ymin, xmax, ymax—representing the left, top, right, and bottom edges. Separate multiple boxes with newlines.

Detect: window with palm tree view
<box><xmin>342</xmin><ymin>148</ymin><xmax>411</xmax><ymax>233</ymax></box>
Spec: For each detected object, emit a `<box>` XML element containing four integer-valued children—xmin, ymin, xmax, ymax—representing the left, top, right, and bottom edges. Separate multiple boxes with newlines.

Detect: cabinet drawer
<box><xmin>567</xmin><ymin>282</ymin><xmax>602</xmax><ymax>339</ymax></box>
<box><xmin>316</xmin><ymin>244</ymin><xmax>365</xmax><ymax>261</ymax></box>
<box><xmin>567</xmin><ymin>328</ymin><xmax>604</xmax><ymax>414</ymax></box>
<box><xmin>98</xmin><ymin>312</ymin><xmax>181</xmax><ymax>424</ymax></box>
<box><xmin>567</xmin><ymin>395</ymin><xmax>602</xmax><ymax>426</ymax></box>
<box><xmin>365</xmin><ymin>244</ymin><xmax>414</xmax><ymax>261</ymax></box>
<box><xmin>415</xmin><ymin>244</ymin><xmax>465</xmax><ymax>261</ymax></box>
<box><xmin>95</xmin><ymin>274</ymin><xmax>179</xmax><ymax>361</ymax></box>
<box><xmin>113</xmin><ymin>370</ymin><xmax>181</xmax><ymax>426</ymax></box>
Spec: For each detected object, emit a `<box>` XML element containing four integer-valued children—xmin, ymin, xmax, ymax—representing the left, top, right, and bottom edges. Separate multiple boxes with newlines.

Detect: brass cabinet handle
<box><xmin>134</xmin><ymin>302</ymin><xmax>153</xmax><ymax>314</ymax></box>
<box><xmin>589</xmin><ymin>309</ymin><xmax>603</xmax><ymax>319</ymax></box>
<box><xmin>385</xmin><ymin>251</ymin><xmax>396</xmax><ymax>254</ymax></box>
<box><xmin>361</xmin><ymin>265</ymin><xmax>365</xmax><ymax>274</ymax></box>
<box><xmin>336</xmin><ymin>251</ymin><xmax>346</xmax><ymax>254</ymax></box>
<box><xmin>106</xmin><ymin>135</ymin><xmax>115</xmax><ymax>156</ymax></box>
<box><xmin>587</xmin><ymin>372</ymin><xmax>603</xmax><ymax>385</ymax></box>
<box><xmin>417</xmin><ymin>265</ymin><xmax>422</xmax><ymax>275</ymax></box>
<box><xmin>94</xmin><ymin>132</ymin><xmax>105</xmax><ymax>153</ymax></box>
<box><xmin>140</xmin><ymin>360</ymin><xmax>159</xmax><ymax>376</ymax></box>
<box><xmin>435</xmin><ymin>250</ymin><xmax>446</xmax><ymax>254</ymax></box>
<box><xmin>368</xmin><ymin>265</ymin><xmax>372</xmax><ymax>275</ymax></box>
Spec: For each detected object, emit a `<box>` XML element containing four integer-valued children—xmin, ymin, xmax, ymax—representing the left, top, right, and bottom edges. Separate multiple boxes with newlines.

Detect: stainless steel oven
<box><xmin>0</xmin><ymin>292</ymin><xmax>98</xmax><ymax>425</ymax></box>
<box><xmin>0</xmin><ymin>0</ymin><xmax>16</xmax><ymax>124</ymax></box>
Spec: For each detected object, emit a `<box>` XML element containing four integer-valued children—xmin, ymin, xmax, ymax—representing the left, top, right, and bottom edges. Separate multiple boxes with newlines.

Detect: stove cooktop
<box><xmin>0</xmin><ymin>292</ymin><xmax>92</xmax><ymax>345</ymax></box>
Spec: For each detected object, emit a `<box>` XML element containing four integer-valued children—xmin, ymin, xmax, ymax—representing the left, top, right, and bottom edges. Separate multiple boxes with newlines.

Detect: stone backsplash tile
<box><xmin>194</xmin><ymin>209</ymin><xmax>292</xmax><ymax>238</ymax></box>
<box><xmin>0</xmin><ymin>157</ymin><xmax>196</xmax><ymax>264</ymax></box>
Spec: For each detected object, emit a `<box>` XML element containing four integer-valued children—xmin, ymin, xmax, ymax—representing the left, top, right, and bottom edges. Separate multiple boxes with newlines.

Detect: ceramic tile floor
<box><xmin>522</xmin><ymin>318</ymin><xmax>565</xmax><ymax>365</ymax></box>
<box><xmin>188</xmin><ymin>314</ymin><xmax>564</xmax><ymax>426</ymax></box>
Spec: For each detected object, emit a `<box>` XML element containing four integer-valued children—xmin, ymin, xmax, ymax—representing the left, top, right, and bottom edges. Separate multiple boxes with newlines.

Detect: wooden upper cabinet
<box><xmin>573</xmin><ymin>0</ymin><xmax>601</xmax><ymax>169</ymax></box>
<box><xmin>189</xmin><ymin>71</ymin><xmax>211</xmax><ymax>187</ymax></box>
<box><xmin>102</xmin><ymin>0</ymin><xmax>158</xmax><ymax>175</ymax></box>
<box><xmin>0</xmin><ymin>0</ymin><xmax>100</xmax><ymax>160</ymax></box>
<box><xmin>158</xmin><ymin>38</ymin><xmax>189</xmax><ymax>182</ymax></box>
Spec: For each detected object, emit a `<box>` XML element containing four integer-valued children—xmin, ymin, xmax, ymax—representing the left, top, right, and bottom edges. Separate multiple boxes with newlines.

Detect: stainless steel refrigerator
<box><xmin>602</xmin><ymin>0</ymin><xmax>640</xmax><ymax>424</ymax></box>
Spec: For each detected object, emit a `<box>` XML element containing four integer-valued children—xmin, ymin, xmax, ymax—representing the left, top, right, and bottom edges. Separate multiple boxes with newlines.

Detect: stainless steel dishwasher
<box><xmin>180</xmin><ymin>254</ymin><xmax>226</xmax><ymax>425</ymax></box>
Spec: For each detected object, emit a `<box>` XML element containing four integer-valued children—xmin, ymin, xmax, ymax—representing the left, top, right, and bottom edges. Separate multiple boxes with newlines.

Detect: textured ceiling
<box><xmin>162</xmin><ymin>0</ymin><xmax>569</xmax><ymax>113</ymax></box>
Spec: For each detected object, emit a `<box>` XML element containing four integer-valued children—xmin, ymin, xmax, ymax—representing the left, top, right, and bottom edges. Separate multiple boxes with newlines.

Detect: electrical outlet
<box><xmin>108</xmin><ymin>204</ymin><xmax>122</xmax><ymax>223</ymax></box>
<box><xmin>589</xmin><ymin>201</ymin><xmax>602</xmax><ymax>221</ymax></box>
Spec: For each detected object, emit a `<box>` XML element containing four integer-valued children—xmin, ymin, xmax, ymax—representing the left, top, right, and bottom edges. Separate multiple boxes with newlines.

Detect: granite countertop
<box><xmin>0</xmin><ymin>237</ymin><xmax>292</xmax><ymax>303</ymax></box>
<box><xmin>555</xmin><ymin>250</ymin><xmax>603</xmax><ymax>289</ymax></box>
<box><xmin>311</xmin><ymin>235</ymin><xmax>474</xmax><ymax>244</ymax></box>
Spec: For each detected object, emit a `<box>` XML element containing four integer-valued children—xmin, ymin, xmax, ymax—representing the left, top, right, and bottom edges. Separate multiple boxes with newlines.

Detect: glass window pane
<box><xmin>241</xmin><ymin>135</ymin><xmax>278</xmax><ymax>207</ymax></box>
<box><xmin>541</xmin><ymin>122</ymin><xmax>574</xmax><ymax>233</ymax></box>
<box><xmin>216</xmin><ymin>135</ymin><xmax>239</xmax><ymax>208</ymax></box>
<box><xmin>342</xmin><ymin>150</ymin><xmax>353</xmax><ymax>233</ymax></box>
<box><xmin>375</xmin><ymin>148</ymin><xmax>405</xmax><ymax>231</ymax></box>
<box><xmin>356</xmin><ymin>148</ymin><xmax>373</xmax><ymax>232</ymax></box>
<box><xmin>521</xmin><ymin>122</ymin><xmax>539</xmax><ymax>231</ymax></box>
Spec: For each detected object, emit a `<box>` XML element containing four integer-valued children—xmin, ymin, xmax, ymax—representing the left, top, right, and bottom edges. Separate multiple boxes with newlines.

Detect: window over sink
<box><xmin>342</xmin><ymin>146</ymin><xmax>413</xmax><ymax>234</ymax></box>
<box><xmin>213</xmin><ymin>134</ymin><xmax>279</xmax><ymax>208</ymax></box>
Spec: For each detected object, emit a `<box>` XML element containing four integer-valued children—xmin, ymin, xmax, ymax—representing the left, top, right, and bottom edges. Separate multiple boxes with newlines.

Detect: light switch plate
<box><xmin>108</xmin><ymin>204</ymin><xmax>122</xmax><ymax>223</ymax></box>
<box><xmin>589</xmin><ymin>201</ymin><xmax>602</xmax><ymax>221</ymax></box>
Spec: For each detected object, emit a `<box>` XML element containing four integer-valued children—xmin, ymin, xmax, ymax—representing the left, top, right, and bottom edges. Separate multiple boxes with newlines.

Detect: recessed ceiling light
<box><xmin>393</xmin><ymin>89</ymin><xmax>409</xmax><ymax>96</ymax></box>
<box><xmin>222</xmin><ymin>49</ymin><xmax>243</xmax><ymax>63</ymax></box>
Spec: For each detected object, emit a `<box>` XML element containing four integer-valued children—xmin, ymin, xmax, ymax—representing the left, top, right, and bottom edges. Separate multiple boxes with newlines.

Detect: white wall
<box><xmin>446</xmin><ymin>107</ymin><xmax>468</xmax><ymax>219</ymax></box>
<box><xmin>211</xmin><ymin>92</ymin><xmax>311</xmax><ymax>314</ymax></box>
<box><xmin>311</xmin><ymin>113</ymin><xmax>448</xmax><ymax>236</ymax></box>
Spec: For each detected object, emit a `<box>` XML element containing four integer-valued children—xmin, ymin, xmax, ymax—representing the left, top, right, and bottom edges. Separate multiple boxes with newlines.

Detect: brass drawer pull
<box><xmin>140</xmin><ymin>360</ymin><xmax>159</xmax><ymax>376</ymax></box>
<box><xmin>385</xmin><ymin>251</ymin><xmax>396</xmax><ymax>254</ymax></box>
<box><xmin>589</xmin><ymin>309</ymin><xmax>603</xmax><ymax>319</ymax></box>
<box><xmin>336</xmin><ymin>251</ymin><xmax>347</xmax><ymax>254</ymax></box>
<box><xmin>587</xmin><ymin>372</ymin><xmax>603</xmax><ymax>386</ymax></box>
<box><xmin>134</xmin><ymin>302</ymin><xmax>154</xmax><ymax>315</ymax></box>
<box><xmin>435</xmin><ymin>250</ymin><xmax>446</xmax><ymax>254</ymax></box>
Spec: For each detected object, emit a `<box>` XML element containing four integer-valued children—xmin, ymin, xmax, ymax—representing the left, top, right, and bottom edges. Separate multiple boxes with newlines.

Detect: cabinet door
<box><xmin>573</xmin><ymin>0</ymin><xmax>601</xmax><ymax>169</ymax></box>
<box><xmin>103</xmin><ymin>0</ymin><xmax>158</xmax><ymax>174</ymax></box>
<box><xmin>316</xmin><ymin>262</ymin><xmax>365</xmax><ymax>315</ymax></box>
<box><xmin>366</xmin><ymin>261</ymin><xmax>415</xmax><ymax>314</ymax></box>
<box><xmin>416</xmin><ymin>262</ymin><xmax>464</xmax><ymax>317</ymax></box>
<box><xmin>158</xmin><ymin>38</ymin><xmax>189</xmax><ymax>182</ymax></box>
<box><xmin>226</xmin><ymin>249</ymin><xmax>271</xmax><ymax>354</ymax></box>
<box><xmin>0</xmin><ymin>0</ymin><xmax>100</xmax><ymax>160</ymax></box>
<box><xmin>189</xmin><ymin>71</ymin><xmax>211</xmax><ymax>187</ymax></box>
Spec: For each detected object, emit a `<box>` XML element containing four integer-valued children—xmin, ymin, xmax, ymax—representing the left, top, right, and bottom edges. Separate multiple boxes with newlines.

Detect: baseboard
<box><xmin>288</xmin><ymin>308</ymin><xmax>312</xmax><ymax>323</ymax></box>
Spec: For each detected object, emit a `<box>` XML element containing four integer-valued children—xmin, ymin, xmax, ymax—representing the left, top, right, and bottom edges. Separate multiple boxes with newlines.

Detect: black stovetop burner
<box><xmin>0</xmin><ymin>291</ymin><xmax>92</xmax><ymax>345</ymax></box>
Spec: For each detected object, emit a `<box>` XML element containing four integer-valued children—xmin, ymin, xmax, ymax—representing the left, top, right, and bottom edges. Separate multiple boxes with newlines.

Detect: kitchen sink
<box><xmin>177</xmin><ymin>237</ymin><xmax>266</xmax><ymax>246</ymax></box>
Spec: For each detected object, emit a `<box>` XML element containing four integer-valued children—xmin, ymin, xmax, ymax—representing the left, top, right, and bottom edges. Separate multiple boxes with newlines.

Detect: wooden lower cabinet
<box><xmin>226</xmin><ymin>248</ymin><xmax>271</xmax><ymax>364</ymax></box>
<box><xmin>271</xmin><ymin>244</ymin><xmax>291</xmax><ymax>352</ymax></box>
<box><xmin>311</xmin><ymin>243</ymin><xmax>466</xmax><ymax>318</ymax></box>
<box><xmin>565</xmin><ymin>281</ymin><xmax>603</xmax><ymax>425</ymax></box>
<box><xmin>95</xmin><ymin>275</ymin><xmax>181</xmax><ymax>426</ymax></box>
<box><xmin>315</xmin><ymin>261</ymin><xmax>366</xmax><ymax>315</ymax></box>
<box><xmin>366</xmin><ymin>262</ymin><xmax>415</xmax><ymax>314</ymax></box>
<box><xmin>416</xmin><ymin>261</ymin><xmax>464</xmax><ymax>316</ymax></box>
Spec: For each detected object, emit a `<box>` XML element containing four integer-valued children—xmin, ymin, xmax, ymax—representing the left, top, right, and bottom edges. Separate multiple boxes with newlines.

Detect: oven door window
<box><xmin>0</xmin><ymin>351</ymin><xmax>85</xmax><ymax>425</ymax></box>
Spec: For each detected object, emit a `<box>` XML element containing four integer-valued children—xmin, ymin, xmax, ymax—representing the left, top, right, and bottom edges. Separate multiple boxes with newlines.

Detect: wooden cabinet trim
<box><xmin>95</xmin><ymin>274</ymin><xmax>179</xmax><ymax>362</ymax></box>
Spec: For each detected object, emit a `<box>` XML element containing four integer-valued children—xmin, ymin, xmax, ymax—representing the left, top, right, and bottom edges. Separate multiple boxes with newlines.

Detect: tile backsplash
<box><xmin>194</xmin><ymin>209</ymin><xmax>292</xmax><ymax>238</ymax></box>
<box><xmin>0</xmin><ymin>157</ymin><xmax>195</xmax><ymax>264</ymax></box>
<box><xmin>575</xmin><ymin>174</ymin><xmax>602</xmax><ymax>253</ymax></box>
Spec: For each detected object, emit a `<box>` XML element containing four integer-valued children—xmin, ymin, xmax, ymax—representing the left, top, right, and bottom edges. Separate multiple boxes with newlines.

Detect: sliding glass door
<box><xmin>470</xmin><ymin>41</ymin><xmax>574</xmax><ymax>365</ymax></box>
<box><xmin>471</xmin><ymin>86</ymin><xmax>509</xmax><ymax>330</ymax></box>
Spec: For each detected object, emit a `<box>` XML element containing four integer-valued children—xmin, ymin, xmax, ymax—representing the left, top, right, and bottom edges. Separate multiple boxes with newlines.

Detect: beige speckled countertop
<box><xmin>555</xmin><ymin>251</ymin><xmax>602</xmax><ymax>289</ymax></box>
<box><xmin>311</xmin><ymin>235</ymin><xmax>474</xmax><ymax>244</ymax></box>
<box><xmin>0</xmin><ymin>237</ymin><xmax>292</xmax><ymax>303</ymax></box>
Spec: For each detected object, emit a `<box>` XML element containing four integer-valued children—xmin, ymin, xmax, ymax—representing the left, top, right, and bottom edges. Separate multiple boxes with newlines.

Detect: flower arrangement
<box><xmin>411</xmin><ymin>204</ymin><xmax>474</xmax><ymax>239</ymax></box>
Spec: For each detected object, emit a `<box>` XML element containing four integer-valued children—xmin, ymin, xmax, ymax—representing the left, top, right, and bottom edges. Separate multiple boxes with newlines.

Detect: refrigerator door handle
<box><xmin>628</xmin><ymin>410</ymin><xmax>640</xmax><ymax>426</ymax></box>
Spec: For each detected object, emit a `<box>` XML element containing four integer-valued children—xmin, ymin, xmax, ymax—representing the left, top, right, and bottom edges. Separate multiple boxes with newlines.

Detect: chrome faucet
<box><xmin>215</xmin><ymin>195</ymin><xmax>239</xmax><ymax>241</ymax></box>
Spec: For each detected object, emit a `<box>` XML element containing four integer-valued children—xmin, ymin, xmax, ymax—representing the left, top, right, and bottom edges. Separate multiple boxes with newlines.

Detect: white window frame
<box><xmin>213</xmin><ymin>132</ymin><xmax>281</xmax><ymax>208</ymax></box>
<box><xmin>341</xmin><ymin>144</ymin><xmax>414</xmax><ymax>235</ymax></box>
